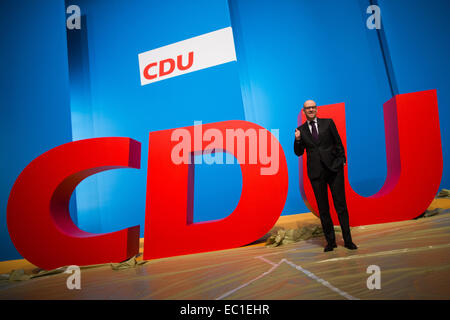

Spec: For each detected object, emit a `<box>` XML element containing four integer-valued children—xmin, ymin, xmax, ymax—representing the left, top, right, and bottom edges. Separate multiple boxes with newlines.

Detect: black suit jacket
<box><xmin>294</xmin><ymin>118</ymin><xmax>346</xmax><ymax>180</ymax></box>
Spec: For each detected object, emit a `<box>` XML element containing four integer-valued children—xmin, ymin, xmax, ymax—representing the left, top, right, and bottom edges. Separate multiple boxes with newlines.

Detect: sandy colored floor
<box><xmin>0</xmin><ymin>211</ymin><xmax>323</xmax><ymax>275</ymax></box>
<box><xmin>0</xmin><ymin>198</ymin><xmax>449</xmax><ymax>299</ymax></box>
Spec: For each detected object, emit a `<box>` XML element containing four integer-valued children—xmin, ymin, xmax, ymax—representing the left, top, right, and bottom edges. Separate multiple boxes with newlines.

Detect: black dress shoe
<box><xmin>324</xmin><ymin>244</ymin><xmax>336</xmax><ymax>252</ymax></box>
<box><xmin>344</xmin><ymin>242</ymin><xmax>358</xmax><ymax>250</ymax></box>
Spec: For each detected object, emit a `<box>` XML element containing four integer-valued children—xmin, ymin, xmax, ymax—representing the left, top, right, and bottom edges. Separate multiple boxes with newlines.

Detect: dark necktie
<box><xmin>310</xmin><ymin>121</ymin><xmax>319</xmax><ymax>141</ymax></box>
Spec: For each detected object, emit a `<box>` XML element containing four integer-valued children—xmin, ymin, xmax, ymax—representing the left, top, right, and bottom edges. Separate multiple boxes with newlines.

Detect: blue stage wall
<box><xmin>0</xmin><ymin>0</ymin><xmax>448</xmax><ymax>261</ymax></box>
<box><xmin>378</xmin><ymin>0</ymin><xmax>450</xmax><ymax>192</ymax></box>
<box><xmin>0</xmin><ymin>1</ymin><xmax>74</xmax><ymax>261</ymax></box>
<box><xmin>228</xmin><ymin>0</ymin><xmax>393</xmax><ymax>216</ymax></box>
<box><xmin>64</xmin><ymin>0</ymin><xmax>245</xmax><ymax>237</ymax></box>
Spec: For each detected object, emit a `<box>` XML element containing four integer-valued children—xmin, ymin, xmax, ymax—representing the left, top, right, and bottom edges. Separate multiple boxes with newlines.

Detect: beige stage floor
<box><xmin>0</xmin><ymin>199</ymin><xmax>449</xmax><ymax>300</ymax></box>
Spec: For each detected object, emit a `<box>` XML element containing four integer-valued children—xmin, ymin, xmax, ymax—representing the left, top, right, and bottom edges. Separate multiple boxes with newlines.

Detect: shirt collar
<box><xmin>307</xmin><ymin>117</ymin><xmax>318</xmax><ymax>124</ymax></box>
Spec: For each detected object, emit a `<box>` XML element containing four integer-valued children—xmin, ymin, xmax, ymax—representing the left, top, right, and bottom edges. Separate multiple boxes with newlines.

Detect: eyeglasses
<box><xmin>303</xmin><ymin>106</ymin><xmax>317</xmax><ymax>110</ymax></box>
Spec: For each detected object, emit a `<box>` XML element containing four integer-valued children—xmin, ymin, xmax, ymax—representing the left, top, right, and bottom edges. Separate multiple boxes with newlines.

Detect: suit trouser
<box><xmin>310</xmin><ymin>164</ymin><xmax>353</xmax><ymax>245</ymax></box>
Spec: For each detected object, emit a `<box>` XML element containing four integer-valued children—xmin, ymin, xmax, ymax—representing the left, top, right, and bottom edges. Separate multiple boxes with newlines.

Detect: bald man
<box><xmin>294</xmin><ymin>100</ymin><xmax>357</xmax><ymax>252</ymax></box>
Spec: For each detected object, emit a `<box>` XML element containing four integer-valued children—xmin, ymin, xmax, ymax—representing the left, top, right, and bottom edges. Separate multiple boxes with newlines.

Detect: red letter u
<box><xmin>177</xmin><ymin>51</ymin><xmax>194</xmax><ymax>71</ymax></box>
<box><xmin>298</xmin><ymin>90</ymin><xmax>443</xmax><ymax>226</ymax></box>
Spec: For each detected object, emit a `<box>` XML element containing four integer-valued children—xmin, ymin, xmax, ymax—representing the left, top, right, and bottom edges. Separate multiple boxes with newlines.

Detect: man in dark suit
<box><xmin>294</xmin><ymin>100</ymin><xmax>357</xmax><ymax>252</ymax></box>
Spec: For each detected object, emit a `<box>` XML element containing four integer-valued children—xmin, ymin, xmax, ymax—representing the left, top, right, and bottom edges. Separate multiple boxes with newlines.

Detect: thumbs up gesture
<box><xmin>295</xmin><ymin>128</ymin><xmax>301</xmax><ymax>140</ymax></box>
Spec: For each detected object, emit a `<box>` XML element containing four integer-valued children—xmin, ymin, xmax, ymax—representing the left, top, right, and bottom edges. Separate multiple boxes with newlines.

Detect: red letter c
<box><xmin>7</xmin><ymin>137</ymin><xmax>141</xmax><ymax>270</ymax></box>
<box><xmin>143</xmin><ymin>62</ymin><xmax>158</xmax><ymax>80</ymax></box>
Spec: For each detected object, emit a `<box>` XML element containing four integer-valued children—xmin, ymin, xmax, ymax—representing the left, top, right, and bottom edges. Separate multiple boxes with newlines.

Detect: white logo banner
<box><xmin>138</xmin><ymin>27</ymin><xmax>237</xmax><ymax>86</ymax></box>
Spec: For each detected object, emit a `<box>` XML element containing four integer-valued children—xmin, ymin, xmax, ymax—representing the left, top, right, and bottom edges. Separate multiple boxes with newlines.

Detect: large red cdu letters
<box><xmin>298</xmin><ymin>90</ymin><xmax>443</xmax><ymax>226</ymax></box>
<box><xmin>7</xmin><ymin>138</ymin><xmax>141</xmax><ymax>270</ymax></box>
<box><xmin>144</xmin><ymin>120</ymin><xmax>289</xmax><ymax>260</ymax></box>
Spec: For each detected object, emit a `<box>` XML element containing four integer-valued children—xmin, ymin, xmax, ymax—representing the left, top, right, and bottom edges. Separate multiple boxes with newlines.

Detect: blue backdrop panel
<box><xmin>0</xmin><ymin>0</ymin><xmax>74</xmax><ymax>260</ymax></box>
<box><xmin>67</xmin><ymin>0</ymin><xmax>245</xmax><ymax>234</ymax></box>
<box><xmin>228</xmin><ymin>0</ymin><xmax>393</xmax><ymax>215</ymax></box>
<box><xmin>377</xmin><ymin>0</ymin><xmax>450</xmax><ymax>190</ymax></box>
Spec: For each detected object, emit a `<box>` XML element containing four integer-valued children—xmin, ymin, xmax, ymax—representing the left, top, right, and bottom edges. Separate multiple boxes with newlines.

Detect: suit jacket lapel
<box><xmin>317</xmin><ymin>118</ymin><xmax>330</xmax><ymax>145</ymax></box>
